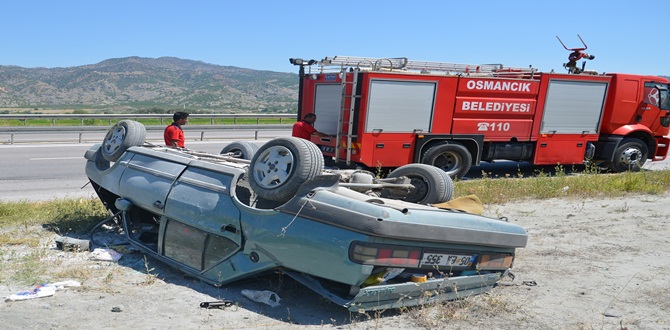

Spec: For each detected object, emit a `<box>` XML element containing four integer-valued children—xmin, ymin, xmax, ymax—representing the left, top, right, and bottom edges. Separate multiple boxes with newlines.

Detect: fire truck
<box><xmin>289</xmin><ymin>50</ymin><xmax>670</xmax><ymax>178</ymax></box>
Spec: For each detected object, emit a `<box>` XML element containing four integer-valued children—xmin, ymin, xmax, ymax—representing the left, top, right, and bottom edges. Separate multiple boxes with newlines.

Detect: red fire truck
<box><xmin>289</xmin><ymin>54</ymin><xmax>670</xmax><ymax>178</ymax></box>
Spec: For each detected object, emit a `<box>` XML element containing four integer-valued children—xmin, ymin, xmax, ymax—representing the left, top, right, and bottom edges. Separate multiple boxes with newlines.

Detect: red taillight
<box><xmin>349</xmin><ymin>242</ymin><xmax>421</xmax><ymax>268</ymax></box>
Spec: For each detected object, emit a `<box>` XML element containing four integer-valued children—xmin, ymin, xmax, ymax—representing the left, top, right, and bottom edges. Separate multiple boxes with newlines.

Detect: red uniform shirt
<box><xmin>292</xmin><ymin>120</ymin><xmax>316</xmax><ymax>140</ymax></box>
<box><xmin>164</xmin><ymin>124</ymin><xmax>185</xmax><ymax>147</ymax></box>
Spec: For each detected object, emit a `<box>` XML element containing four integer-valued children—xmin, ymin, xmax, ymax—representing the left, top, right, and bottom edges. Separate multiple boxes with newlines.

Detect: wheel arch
<box><xmin>414</xmin><ymin>134</ymin><xmax>484</xmax><ymax>166</ymax></box>
<box><xmin>595</xmin><ymin>131</ymin><xmax>656</xmax><ymax>163</ymax></box>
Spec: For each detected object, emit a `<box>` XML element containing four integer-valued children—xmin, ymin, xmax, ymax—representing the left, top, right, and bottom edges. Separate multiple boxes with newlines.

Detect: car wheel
<box><xmin>609</xmin><ymin>138</ymin><xmax>648</xmax><ymax>172</ymax></box>
<box><xmin>101</xmin><ymin>120</ymin><xmax>146</xmax><ymax>162</ymax></box>
<box><xmin>249</xmin><ymin>137</ymin><xmax>323</xmax><ymax>203</ymax></box>
<box><xmin>422</xmin><ymin>143</ymin><xmax>472</xmax><ymax>179</ymax></box>
<box><xmin>220</xmin><ymin>141</ymin><xmax>259</xmax><ymax>160</ymax></box>
<box><xmin>381</xmin><ymin>163</ymin><xmax>451</xmax><ymax>204</ymax></box>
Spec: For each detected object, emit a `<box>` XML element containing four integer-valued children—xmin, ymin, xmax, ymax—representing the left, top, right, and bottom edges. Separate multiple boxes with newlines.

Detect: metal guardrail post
<box><xmin>79</xmin><ymin>133</ymin><xmax>83</xmax><ymax>143</ymax></box>
<box><xmin>255</xmin><ymin>131</ymin><xmax>258</xmax><ymax>140</ymax></box>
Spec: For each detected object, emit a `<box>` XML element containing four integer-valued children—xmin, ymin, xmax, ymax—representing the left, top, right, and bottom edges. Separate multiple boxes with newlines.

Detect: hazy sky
<box><xmin>2</xmin><ymin>0</ymin><xmax>668</xmax><ymax>75</ymax></box>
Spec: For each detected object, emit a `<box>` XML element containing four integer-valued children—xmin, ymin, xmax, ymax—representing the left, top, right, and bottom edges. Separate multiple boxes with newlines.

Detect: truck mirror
<box><xmin>661</xmin><ymin>116</ymin><xmax>670</xmax><ymax>127</ymax></box>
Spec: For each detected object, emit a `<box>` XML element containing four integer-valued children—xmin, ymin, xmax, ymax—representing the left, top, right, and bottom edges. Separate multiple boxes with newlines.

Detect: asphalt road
<box><xmin>1</xmin><ymin>134</ymin><xmax>669</xmax><ymax>202</ymax></box>
<box><xmin>0</xmin><ymin>131</ymin><xmax>288</xmax><ymax>202</ymax></box>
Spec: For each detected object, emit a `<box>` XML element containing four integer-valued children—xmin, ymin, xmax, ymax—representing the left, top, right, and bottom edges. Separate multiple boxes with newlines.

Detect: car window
<box><xmin>163</xmin><ymin>218</ymin><xmax>239</xmax><ymax>270</ymax></box>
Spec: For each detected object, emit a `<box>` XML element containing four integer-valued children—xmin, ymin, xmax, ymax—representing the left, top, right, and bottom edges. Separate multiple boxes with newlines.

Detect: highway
<box><xmin>0</xmin><ymin>131</ymin><xmax>289</xmax><ymax>202</ymax></box>
<box><xmin>1</xmin><ymin>132</ymin><xmax>668</xmax><ymax>202</ymax></box>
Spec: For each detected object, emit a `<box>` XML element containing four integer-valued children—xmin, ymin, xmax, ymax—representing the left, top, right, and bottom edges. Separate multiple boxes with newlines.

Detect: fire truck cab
<box><xmin>291</xmin><ymin>56</ymin><xmax>670</xmax><ymax>178</ymax></box>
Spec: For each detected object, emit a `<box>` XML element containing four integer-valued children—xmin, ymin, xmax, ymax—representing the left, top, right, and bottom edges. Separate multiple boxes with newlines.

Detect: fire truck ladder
<box><xmin>321</xmin><ymin>56</ymin><xmax>536</xmax><ymax>75</ymax></box>
<box><xmin>335</xmin><ymin>67</ymin><xmax>359</xmax><ymax>165</ymax></box>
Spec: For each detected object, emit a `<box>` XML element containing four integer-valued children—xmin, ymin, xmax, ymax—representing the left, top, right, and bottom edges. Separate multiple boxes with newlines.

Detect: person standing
<box><xmin>292</xmin><ymin>113</ymin><xmax>329</xmax><ymax>140</ymax></box>
<box><xmin>164</xmin><ymin>111</ymin><xmax>189</xmax><ymax>148</ymax></box>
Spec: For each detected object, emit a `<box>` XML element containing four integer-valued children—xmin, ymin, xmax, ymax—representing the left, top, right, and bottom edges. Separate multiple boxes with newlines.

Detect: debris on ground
<box><xmin>4</xmin><ymin>280</ymin><xmax>81</xmax><ymax>302</ymax></box>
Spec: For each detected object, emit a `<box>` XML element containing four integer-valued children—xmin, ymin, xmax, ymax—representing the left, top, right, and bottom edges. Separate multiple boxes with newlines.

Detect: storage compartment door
<box><xmin>313</xmin><ymin>84</ymin><xmax>341</xmax><ymax>135</ymax></box>
<box><xmin>365</xmin><ymin>80</ymin><xmax>435</xmax><ymax>133</ymax></box>
<box><xmin>540</xmin><ymin>80</ymin><xmax>607</xmax><ymax>134</ymax></box>
<box><xmin>533</xmin><ymin>137</ymin><xmax>589</xmax><ymax>165</ymax></box>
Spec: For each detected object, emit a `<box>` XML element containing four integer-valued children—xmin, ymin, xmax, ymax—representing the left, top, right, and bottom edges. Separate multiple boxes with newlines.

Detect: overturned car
<box><xmin>84</xmin><ymin>120</ymin><xmax>527</xmax><ymax>312</ymax></box>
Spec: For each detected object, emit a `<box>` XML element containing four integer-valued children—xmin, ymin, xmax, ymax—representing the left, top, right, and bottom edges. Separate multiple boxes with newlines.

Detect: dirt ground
<box><xmin>2</xmin><ymin>193</ymin><xmax>669</xmax><ymax>330</ymax></box>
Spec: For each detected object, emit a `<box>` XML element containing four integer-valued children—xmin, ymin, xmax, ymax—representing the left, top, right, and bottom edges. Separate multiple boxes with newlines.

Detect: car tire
<box><xmin>249</xmin><ymin>137</ymin><xmax>324</xmax><ymax>203</ymax></box>
<box><xmin>220</xmin><ymin>141</ymin><xmax>259</xmax><ymax>160</ymax></box>
<box><xmin>101</xmin><ymin>120</ymin><xmax>146</xmax><ymax>162</ymax></box>
<box><xmin>608</xmin><ymin>138</ymin><xmax>648</xmax><ymax>172</ymax></box>
<box><xmin>436</xmin><ymin>168</ymin><xmax>455</xmax><ymax>202</ymax></box>
<box><xmin>422</xmin><ymin>143</ymin><xmax>472</xmax><ymax>179</ymax></box>
<box><xmin>381</xmin><ymin>163</ymin><xmax>451</xmax><ymax>204</ymax></box>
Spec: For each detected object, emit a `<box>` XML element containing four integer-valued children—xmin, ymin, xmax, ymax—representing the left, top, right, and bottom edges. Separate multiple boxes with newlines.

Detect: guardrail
<box><xmin>0</xmin><ymin>114</ymin><xmax>297</xmax><ymax>144</ymax></box>
<box><xmin>0</xmin><ymin>123</ymin><xmax>294</xmax><ymax>144</ymax></box>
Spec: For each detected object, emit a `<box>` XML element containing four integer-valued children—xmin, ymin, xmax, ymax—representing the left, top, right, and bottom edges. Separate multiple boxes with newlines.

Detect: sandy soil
<box><xmin>2</xmin><ymin>193</ymin><xmax>669</xmax><ymax>330</ymax></box>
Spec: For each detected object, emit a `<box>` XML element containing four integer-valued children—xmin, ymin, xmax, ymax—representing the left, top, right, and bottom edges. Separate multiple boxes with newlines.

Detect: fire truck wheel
<box><xmin>249</xmin><ymin>137</ymin><xmax>323</xmax><ymax>203</ymax></box>
<box><xmin>609</xmin><ymin>138</ymin><xmax>648</xmax><ymax>173</ymax></box>
<box><xmin>421</xmin><ymin>143</ymin><xmax>472</xmax><ymax>179</ymax></box>
<box><xmin>101</xmin><ymin>120</ymin><xmax>146</xmax><ymax>162</ymax></box>
<box><xmin>381</xmin><ymin>164</ymin><xmax>451</xmax><ymax>204</ymax></box>
<box><xmin>220</xmin><ymin>141</ymin><xmax>259</xmax><ymax>160</ymax></box>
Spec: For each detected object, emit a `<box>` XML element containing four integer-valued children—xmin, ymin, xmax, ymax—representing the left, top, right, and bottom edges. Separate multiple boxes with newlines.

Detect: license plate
<box><xmin>420</xmin><ymin>253</ymin><xmax>476</xmax><ymax>267</ymax></box>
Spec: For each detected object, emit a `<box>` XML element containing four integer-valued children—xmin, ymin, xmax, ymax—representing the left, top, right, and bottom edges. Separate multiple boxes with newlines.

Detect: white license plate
<box><xmin>420</xmin><ymin>253</ymin><xmax>475</xmax><ymax>267</ymax></box>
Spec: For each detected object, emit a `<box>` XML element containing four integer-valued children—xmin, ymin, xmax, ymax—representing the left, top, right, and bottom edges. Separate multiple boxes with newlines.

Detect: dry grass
<box><xmin>454</xmin><ymin>167</ymin><xmax>670</xmax><ymax>204</ymax></box>
<box><xmin>0</xmin><ymin>198</ymin><xmax>109</xmax><ymax>285</ymax></box>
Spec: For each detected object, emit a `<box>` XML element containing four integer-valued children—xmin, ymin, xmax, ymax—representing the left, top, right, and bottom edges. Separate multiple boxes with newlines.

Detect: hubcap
<box><xmin>252</xmin><ymin>146</ymin><xmax>294</xmax><ymax>189</ymax></box>
<box><xmin>434</xmin><ymin>152</ymin><xmax>461</xmax><ymax>175</ymax></box>
<box><xmin>620</xmin><ymin>147</ymin><xmax>642</xmax><ymax>166</ymax></box>
<box><xmin>103</xmin><ymin>125</ymin><xmax>126</xmax><ymax>154</ymax></box>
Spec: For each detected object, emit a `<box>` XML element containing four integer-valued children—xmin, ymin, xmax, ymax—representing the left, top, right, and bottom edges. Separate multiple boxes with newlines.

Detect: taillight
<box><xmin>478</xmin><ymin>253</ymin><xmax>514</xmax><ymax>270</ymax></box>
<box><xmin>349</xmin><ymin>242</ymin><xmax>421</xmax><ymax>268</ymax></box>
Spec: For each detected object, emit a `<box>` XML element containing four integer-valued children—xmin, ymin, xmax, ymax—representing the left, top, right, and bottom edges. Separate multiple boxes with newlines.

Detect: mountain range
<box><xmin>0</xmin><ymin>57</ymin><xmax>667</xmax><ymax>114</ymax></box>
<box><xmin>0</xmin><ymin>57</ymin><xmax>299</xmax><ymax>113</ymax></box>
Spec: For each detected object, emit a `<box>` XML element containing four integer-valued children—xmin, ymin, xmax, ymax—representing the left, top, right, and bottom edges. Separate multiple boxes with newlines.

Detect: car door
<box><xmin>161</xmin><ymin>160</ymin><xmax>244</xmax><ymax>271</ymax></box>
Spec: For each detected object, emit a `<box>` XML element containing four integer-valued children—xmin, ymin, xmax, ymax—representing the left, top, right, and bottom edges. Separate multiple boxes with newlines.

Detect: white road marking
<box><xmin>30</xmin><ymin>157</ymin><xmax>82</xmax><ymax>160</ymax></box>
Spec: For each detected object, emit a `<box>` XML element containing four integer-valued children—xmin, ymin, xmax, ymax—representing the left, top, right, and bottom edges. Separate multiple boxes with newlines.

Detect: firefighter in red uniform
<box><xmin>292</xmin><ymin>113</ymin><xmax>329</xmax><ymax>140</ymax></box>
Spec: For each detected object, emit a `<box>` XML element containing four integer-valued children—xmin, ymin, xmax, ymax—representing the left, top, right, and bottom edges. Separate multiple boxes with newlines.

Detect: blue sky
<box><xmin>1</xmin><ymin>1</ymin><xmax>668</xmax><ymax>75</ymax></box>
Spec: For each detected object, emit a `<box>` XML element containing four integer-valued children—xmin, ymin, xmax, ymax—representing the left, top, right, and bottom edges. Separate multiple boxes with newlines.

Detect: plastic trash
<box><xmin>383</xmin><ymin>268</ymin><xmax>405</xmax><ymax>282</ymax></box>
<box><xmin>5</xmin><ymin>284</ymin><xmax>55</xmax><ymax>301</ymax></box>
<box><xmin>240</xmin><ymin>289</ymin><xmax>281</xmax><ymax>307</ymax></box>
<box><xmin>90</xmin><ymin>248</ymin><xmax>123</xmax><ymax>261</ymax></box>
<box><xmin>4</xmin><ymin>281</ymin><xmax>80</xmax><ymax>302</ymax></box>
